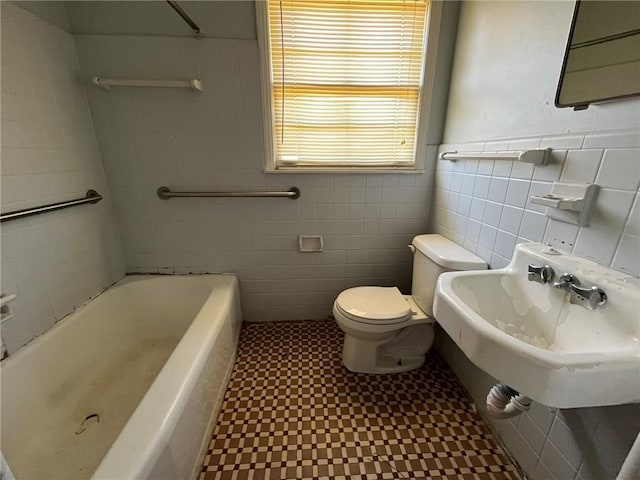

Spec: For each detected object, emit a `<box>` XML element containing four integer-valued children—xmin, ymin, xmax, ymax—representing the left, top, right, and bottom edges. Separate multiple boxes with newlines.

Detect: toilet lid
<box><xmin>335</xmin><ymin>287</ymin><xmax>412</xmax><ymax>322</ymax></box>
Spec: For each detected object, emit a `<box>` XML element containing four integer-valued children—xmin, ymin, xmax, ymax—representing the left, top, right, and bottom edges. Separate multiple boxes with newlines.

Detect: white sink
<box><xmin>434</xmin><ymin>242</ymin><xmax>640</xmax><ymax>408</ymax></box>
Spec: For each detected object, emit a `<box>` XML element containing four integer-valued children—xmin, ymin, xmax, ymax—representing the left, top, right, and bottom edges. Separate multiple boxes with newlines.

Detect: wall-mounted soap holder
<box><xmin>531</xmin><ymin>194</ymin><xmax>584</xmax><ymax>211</ymax></box>
<box><xmin>298</xmin><ymin>235</ymin><xmax>323</xmax><ymax>252</ymax></box>
<box><xmin>530</xmin><ymin>183</ymin><xmax>599</xmax><ymax>226</ymax></box>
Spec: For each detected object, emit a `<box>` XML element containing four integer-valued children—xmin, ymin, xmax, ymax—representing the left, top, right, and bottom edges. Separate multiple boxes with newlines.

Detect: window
<box><xmin>257</xmin><ymin>0</ymin><xmax>435</xmax><ymax>172</ymax></box>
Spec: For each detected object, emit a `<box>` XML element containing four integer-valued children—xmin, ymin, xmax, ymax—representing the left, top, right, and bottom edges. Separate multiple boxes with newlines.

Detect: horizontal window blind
<box><xmin>267</xmin><ymin>0</ymin><xmax>429</xmax><ymax>168</ymax></box>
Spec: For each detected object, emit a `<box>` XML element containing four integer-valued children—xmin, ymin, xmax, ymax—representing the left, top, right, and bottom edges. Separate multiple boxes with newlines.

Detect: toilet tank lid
<box><xmin>412</xmin><ymin>234</ymin><xmax>487</xmax><ymax>270</ymax></box>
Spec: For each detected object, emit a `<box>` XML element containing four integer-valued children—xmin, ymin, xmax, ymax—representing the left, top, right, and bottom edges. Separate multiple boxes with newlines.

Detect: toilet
<box><xmin>333</xmin><ymin>234</ymin><xmax>487</xmax><ymax>374</ymax></box>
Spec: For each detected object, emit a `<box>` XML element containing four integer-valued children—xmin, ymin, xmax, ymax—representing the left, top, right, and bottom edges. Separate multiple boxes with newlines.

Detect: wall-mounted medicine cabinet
<box><xmin>555</xmin><ymin>1</ymin><xmax>640</xmax><ymax>110</ymax></box>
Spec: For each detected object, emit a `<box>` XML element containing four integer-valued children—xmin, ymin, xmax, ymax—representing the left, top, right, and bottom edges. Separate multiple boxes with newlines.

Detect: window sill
<box><xmin>265</xmin><ymin>166</ymin><xmax>424</xmax><ymax>174</ymax></box>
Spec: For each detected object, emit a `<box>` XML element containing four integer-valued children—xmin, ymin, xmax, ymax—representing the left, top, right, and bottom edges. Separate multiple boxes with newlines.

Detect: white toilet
<box><xmin>333</xmin><ymin>234</ymin><xmax>487</xmax><ymax>374</ymax></box>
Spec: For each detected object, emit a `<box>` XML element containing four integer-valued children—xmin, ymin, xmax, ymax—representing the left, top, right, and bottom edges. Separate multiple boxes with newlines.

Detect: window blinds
<box><xmin>267</xmin><ymin>0</ymin><xmax>429</xmax><ymax>168</ymax></box>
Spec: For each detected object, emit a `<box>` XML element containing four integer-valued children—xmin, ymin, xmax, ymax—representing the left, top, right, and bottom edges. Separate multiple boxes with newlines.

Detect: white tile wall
<box><xmin>0</xmin><ymin>4</ymin><xmax>125</xmax><ymax>355</ymax></box>
<box><xmin>433</xmin><ymin>129</ymin><xmax>640</xmax><ymax>480</ymax></box>
<box><xmin>434</xmin><ymin>130</ymin><xmax>640</xmax><ymax>276</ymax></box>
<box><xmin>74</xmin><ymin>35</ymin><xmax>436</xmax><ymax>321</ymax></box>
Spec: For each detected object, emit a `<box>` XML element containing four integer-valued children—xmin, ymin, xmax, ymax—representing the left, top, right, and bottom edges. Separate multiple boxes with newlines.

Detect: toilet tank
<box><xmin>411</xmin><ymin>234</ymin><xmax>487</xmax><ymax>316</ymax></box>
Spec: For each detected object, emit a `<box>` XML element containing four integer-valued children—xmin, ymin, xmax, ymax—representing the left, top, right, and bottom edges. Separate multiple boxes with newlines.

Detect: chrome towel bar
<box><xmin>0</xmin><ymin>190</ymin><xmax>102</xmax><ymax>223</ymax></box>
<box><xmin>157</xmin><ymin>186</ymin><xmax>300</xmax><ymax>200</ymax></box>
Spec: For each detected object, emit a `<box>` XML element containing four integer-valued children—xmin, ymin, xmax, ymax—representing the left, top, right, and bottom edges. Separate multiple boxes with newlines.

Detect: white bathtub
<box><xmin>1</xmin><ymin>274</ymin><xmax>242</xmax><ymax>480</ymax></box>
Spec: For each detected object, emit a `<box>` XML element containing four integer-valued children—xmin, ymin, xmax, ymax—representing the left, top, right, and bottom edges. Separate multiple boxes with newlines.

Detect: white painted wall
<box><xmin>0</xmin><ymin>3</ymin><xmax>125</xmax><ymax>355</ymax></box>
<box><xmin>72</xmin><ymin>2</ymin><xmax>459</xmax><ymax>322</ymax></box>
<box><xmin>436</xmin><ymin>2</ymin><xmax>640</xmax><ymax>480</ymax></box>
<box><xmin>11</xmin><ymin>0</ymin><xmax>70</xmax><ymax>31</ymax></box>
<box><xmin>65</xmin><ymin>1</ymin><xmax>256</xmax><ymax>39</ymax></box>
<box><xmin>443</xmin><ymin>0</ymin><xmax>640</xmax><ymax>144</ymax></box>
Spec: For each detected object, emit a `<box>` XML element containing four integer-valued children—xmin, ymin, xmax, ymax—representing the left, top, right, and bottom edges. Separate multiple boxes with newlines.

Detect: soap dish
<box><xmin>530</xmin><ymin>183</ymin><xmax>599</xmax><ymax>226</ymax></box>
<box><xmin>530</xmin><ymin>193</ymin><xmax>584</xmax><ymax>211</ymax></box>
<box><xmin>298</xmin><ymin>235</ymin><xmax>323</xmax><ymax>252</ymax></box>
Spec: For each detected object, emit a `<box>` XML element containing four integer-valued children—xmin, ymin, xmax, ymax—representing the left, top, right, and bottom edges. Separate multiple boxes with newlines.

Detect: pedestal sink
<box><xmin>434</xmin><ymin>242</ymin><xmax>640</xmax><ymax>408</ymax></box>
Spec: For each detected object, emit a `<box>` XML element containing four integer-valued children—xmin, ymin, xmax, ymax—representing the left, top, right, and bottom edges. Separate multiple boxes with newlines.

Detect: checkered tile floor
<box><xmin>200</xmin><ymin>320</ymin><xmax>522</xmax><ymax>480</ymax></box>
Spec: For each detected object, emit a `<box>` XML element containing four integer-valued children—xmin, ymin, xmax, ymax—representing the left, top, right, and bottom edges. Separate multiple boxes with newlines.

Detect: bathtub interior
<box><xmin>0</xmin><ymin>276</ymin><xmax>216</xmax><ymax>480</ymax></box>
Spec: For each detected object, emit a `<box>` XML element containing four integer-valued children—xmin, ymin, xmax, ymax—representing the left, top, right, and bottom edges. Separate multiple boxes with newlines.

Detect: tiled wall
<box><xmin>433</xmin><ymin>129</ymin><xmax>640</xmax><ymax>480</ymax></box>
<box><xmin>433</xmin><ymin>121</ymin><xmax>640</xmax><ymax>480</ymax></box>
<box><xmin>433</xmin><ymin>129</ymin><xmax>640</xmax><ymax>276</ymax></box>
<box><xmin>433</xmin><ymin>1</ymin><xmax>640</xmax><ymax>477</ymax></box>
<box><xmin>431</xmin><ymin>158</ymin><xmax>640</xmax><ymax>479</ymax></box>
<box><xmin>0</xmin><ymin>3</ymin><xmax>125</xmax><ymax>355</ymax></box>
<box><xmin>74</xmin><ymin>35</ymin><xmax>437</xmax><ymax>322</ymax></box>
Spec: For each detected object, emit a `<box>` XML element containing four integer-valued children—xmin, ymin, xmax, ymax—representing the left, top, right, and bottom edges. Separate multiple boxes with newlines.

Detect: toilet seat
<box><xmin>334</xmin><ymin>287</ymin><xmax>412</xmax><ymax>325</ymax></box>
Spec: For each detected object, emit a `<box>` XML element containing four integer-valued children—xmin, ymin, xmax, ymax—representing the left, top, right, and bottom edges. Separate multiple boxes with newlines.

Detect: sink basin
<box><xmin>434</xmin><ymin>242</ymin><xmax>640</xmax><ymax>408</ymax></box>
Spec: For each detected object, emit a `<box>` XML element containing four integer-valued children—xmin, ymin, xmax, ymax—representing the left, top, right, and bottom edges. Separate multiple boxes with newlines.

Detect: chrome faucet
<box><xmin>527</xmin><ymin>264</ymin><xmax>555</xmax><ymax>284</ymax></box>
<box><xmin>553</xmin><ymin>273</ymin><xmax>607</xmax><ymax>310</ymax></box>
<box><xmin>553</xmin><ymin>273</ymin><xmax>578</xmax><ymax>291</ymax></box>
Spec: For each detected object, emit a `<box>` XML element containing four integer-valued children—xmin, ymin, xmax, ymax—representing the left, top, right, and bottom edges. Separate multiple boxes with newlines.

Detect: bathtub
<box><xmin>1</xmin><ymin>274</ymin><xmax>242</xmax><ymax>480</ymax></box>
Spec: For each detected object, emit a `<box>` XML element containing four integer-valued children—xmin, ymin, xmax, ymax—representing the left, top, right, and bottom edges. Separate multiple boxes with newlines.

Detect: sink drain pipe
<box><xmin>486</xmin><ymin>384</ymin><xmax>532</xmax><ymax>419</ymax></box>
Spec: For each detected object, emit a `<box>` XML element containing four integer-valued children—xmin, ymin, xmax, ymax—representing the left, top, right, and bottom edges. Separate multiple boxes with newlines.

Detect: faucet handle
<box><xmin>570</xmin><ymin>284</ymin><xmax>607</xmax><ymax>310</ymax></box>
<box><xmin>528</xmin><ymin>264</ymin><xmax>555</xmax><ymax>284</ymax></box>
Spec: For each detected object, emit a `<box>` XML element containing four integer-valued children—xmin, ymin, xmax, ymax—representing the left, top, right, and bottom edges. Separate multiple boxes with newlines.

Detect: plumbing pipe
<box><xmin>486</xmin><ymin>384</ymin><xmax>532</xmax><ymax>419</ymax></box>
<box><xmin>617</xmin><ymin>431</ymin><xmax>640</xmax><ymax>480</ymax></box>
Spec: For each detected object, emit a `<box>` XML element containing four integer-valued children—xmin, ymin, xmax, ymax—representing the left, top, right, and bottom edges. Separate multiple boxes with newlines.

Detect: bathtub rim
<box><xmin>87</xmin><ymin>273</ymin><xmax>240</xmax><ymax>479</ymax></box>
<box><xmin>1</xmin><ymin>273</ymin><xmax>241</xmax><ymax>480</ymax></box>
<box><xmin>90</xmin><ymin>273</ymin><xmax>241</xmax><ymax>480</ymax></box>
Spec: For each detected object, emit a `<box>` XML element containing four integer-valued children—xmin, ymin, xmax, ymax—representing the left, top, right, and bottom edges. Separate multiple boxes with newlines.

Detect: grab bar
<box><xmin>0</xmin><ymin>190</ymin><xmax>102</xmax><ymax>223</ymax></box>
<box><xmin>157</xmin><ymin>186</ymin><xmax>300</xmax><ymax>200</ymax></box>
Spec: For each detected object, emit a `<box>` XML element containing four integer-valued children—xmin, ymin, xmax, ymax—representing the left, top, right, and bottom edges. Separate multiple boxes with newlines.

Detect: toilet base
<box><xmin>341</xmin><ymin>323</ymin><xmax>435</xmax><ymax>374</ymax></box>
